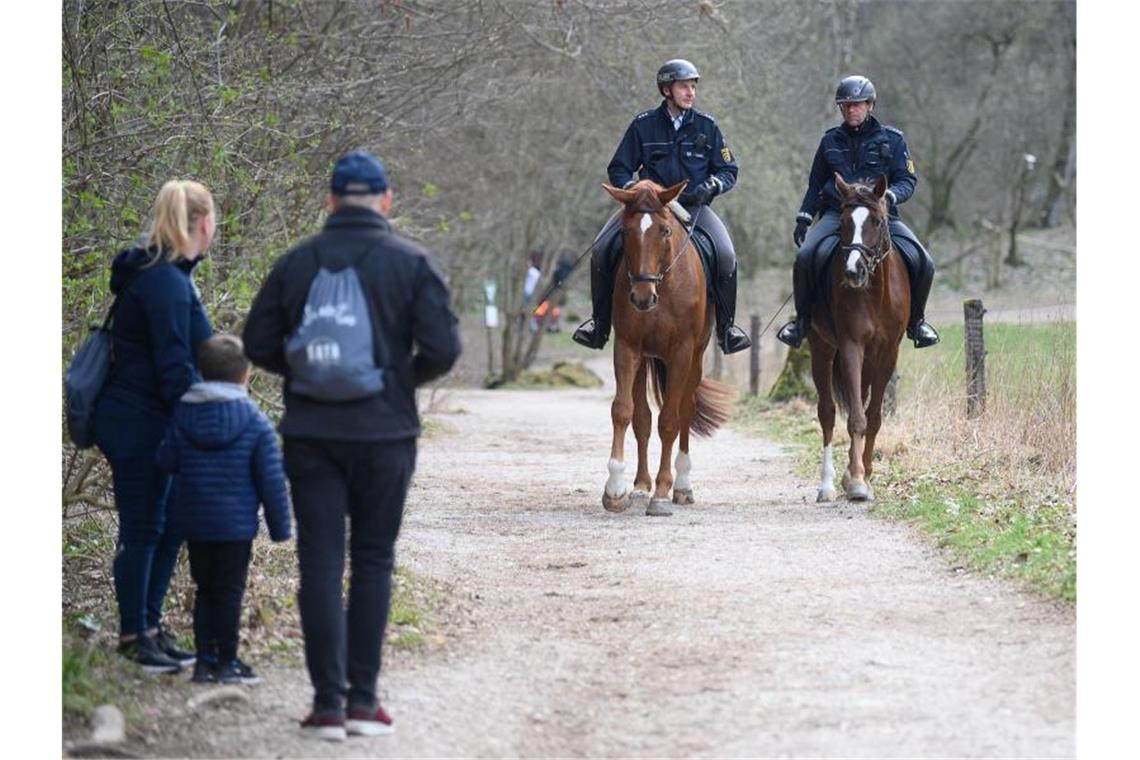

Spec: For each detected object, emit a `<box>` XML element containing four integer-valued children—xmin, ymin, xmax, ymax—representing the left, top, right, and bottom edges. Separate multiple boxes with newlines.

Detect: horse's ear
<box><xmin>834</xmin><ymin>172</ymin><xmax>850</xmax><ymax>197</ymax></box>
<box><xmin>603</xmin><ymin>183</ymin><xmax>637</xmax><ymax>205</ymax></box>
<box><xmin>872</xmin><ymin>174</ymin><xmax>888</xmax><ymax>198</ymax></box>
<box><xmin>657</xmin><ymin>180</ymin><xmax>688</xmax><ymax>206</ymax></box>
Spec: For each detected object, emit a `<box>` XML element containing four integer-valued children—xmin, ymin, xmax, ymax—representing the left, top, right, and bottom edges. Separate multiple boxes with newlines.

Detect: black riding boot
<box><xmin>902</xmin><ymin>246</ymin><xmax>940</xmax><ymax>348</ymax></box>
<box><xmin>572</xmin><ymin>235</ymin><xmax>620</xmax><ymax>349</ymax></box>
<box><xmin>714</xmin><ymin>265</ymin><xmax>751</xmax><ymax>354</ymax></box>
<box><xmin>776</xmin><ymin>254</ymin><xmax>813</xmax><ymax>348</ymax></box>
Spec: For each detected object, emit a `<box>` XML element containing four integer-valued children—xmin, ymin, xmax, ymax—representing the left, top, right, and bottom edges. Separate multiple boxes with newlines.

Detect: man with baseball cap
<box><xmin>244</xmin><ymin>149</ymin><xmax>462</xmax><ymax>741</ymax></box>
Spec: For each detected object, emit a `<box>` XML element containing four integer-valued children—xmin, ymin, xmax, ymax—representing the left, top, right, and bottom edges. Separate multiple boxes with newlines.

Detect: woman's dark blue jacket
<box><xmin>95</xmin><ymin>246</ymin><xmax>213</xmax><ymax>457</ymax></box>
<box><xmin>156</xmin><ymin>382</ymin><xmax>292</xmax><ymax>543</ymax></box>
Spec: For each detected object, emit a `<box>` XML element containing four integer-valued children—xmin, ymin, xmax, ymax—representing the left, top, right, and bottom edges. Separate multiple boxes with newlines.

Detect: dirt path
<box><xmin>149</xmin><ymin>364</ymin><xmax>1074</xmax><ymax>758</ymax></box>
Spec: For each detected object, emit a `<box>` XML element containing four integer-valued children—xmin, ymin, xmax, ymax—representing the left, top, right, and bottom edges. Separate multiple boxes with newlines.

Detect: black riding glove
<box><xmin>793</xmin><ymin>220</ymin><xmax>809</xmax><ymax>248</ymax></box>
<box><xmin>682</xmin><ymin>178</ymin><xmax>717</xmax><ymax>208</ymax></box>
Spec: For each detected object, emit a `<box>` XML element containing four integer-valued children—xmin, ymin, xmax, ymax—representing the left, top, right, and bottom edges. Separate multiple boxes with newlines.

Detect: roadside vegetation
<box><xmin>62</xmin><ymin>514</ymin><xmax>443</xmax><ymax>726</ymax></box>
<box><xmin>732</xmin><ymin>320</ymin><xmax>1076</xmax><ymax>603</ymax></box>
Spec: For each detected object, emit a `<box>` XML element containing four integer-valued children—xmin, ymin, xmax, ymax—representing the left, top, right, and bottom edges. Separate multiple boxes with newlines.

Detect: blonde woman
<box><xmin>94</xmin><ymin>180</ymin><xmax>215</xmax><ymax>672</ymax></box>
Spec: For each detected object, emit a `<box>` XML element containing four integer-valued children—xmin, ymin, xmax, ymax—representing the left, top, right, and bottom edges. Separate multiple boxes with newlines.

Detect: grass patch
<box><xmin>63</xmin><ymin>635</ymin><xmax>131</xmax><ymax>718</ymax></box>
<box><xmin>500</xmin><ymin>360</ymin><xmax>604</xmax><ymax>389</ymax></box>
<box><xmin>730</xmin><ymin>321</ymin><xmax>1076</xmax><ymax>604</ymax></box>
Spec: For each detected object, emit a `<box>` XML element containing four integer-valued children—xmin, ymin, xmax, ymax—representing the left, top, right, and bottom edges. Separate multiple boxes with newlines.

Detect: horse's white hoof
<box><xmin>602</xmin><ymin>491</ymin><xmax>630</xmax><ymax>513</ymax></box>
<box><xmin>646</xmin><ymin>498</ymin><xmax>674</xmax><ymax>516</ymax></box>
<box><xmin>629</xmin><ymin>490</ymin><xmax>651</xmax><ymax>511</ymax></box>
<box><xmin>672</xmin><ymin>487</ymin><xmax>694</xmax><ymax>505</ymax></box>
<box><xmin>846</xmin><ymin>481</ymin><xmax>872</xmax><ymax>501</ymax></box>
<box><xmin>817</xmin><ymin>489</ymin><xmax>838</xmax><ymax>503</ymax></box>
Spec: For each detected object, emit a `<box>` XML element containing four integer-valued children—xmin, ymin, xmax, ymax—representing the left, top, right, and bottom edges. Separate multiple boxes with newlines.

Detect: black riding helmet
<box><xmin>657</xmin><ymin>59</ymin><xmax>700</xmax><ymax>96</ymax></box>
<box><xmin>835</xmin><ymin>75</ymin><xmax>876</xmax><ymax>104</ymax></box>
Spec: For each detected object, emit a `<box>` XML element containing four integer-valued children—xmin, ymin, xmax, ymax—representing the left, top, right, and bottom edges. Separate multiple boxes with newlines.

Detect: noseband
<box><xmin>840</xmin><ymin>201</ymin><xmax>891</xmax><ymax>278</ymax></box>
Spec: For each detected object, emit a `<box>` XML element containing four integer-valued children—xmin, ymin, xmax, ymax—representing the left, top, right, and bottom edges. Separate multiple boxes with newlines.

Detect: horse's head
<box><xmin>836</xmin><ymin>173</ymin><xmax>892</xmax><ymax>289</ymax></box>
<box><xmin>603</xmin><ymin>179</ymin><xmax>687</xmax><ymax>312</ymax></box>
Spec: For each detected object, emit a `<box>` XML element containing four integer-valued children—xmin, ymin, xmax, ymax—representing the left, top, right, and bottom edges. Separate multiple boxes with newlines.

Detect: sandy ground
<box><xmin>123</xmin><ymin>355</ymin><xmax>1076</xmax><ymax>759</ymax></box>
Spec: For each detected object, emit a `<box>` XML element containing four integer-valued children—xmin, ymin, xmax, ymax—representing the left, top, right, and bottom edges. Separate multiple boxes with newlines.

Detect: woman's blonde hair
<box><xmin>144</xmin><ymin>180</ymin><xmax>214</xmax><ymax>262</ymax></box>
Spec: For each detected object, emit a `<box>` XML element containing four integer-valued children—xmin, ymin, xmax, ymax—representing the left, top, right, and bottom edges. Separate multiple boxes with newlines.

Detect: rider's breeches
<box><xmin>888</xmin><ymin>220</ymin><xmax>935</xmax><ymax>324</ymax></box>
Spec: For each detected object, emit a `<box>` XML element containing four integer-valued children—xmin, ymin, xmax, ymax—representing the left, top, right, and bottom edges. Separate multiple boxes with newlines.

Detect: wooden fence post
<box><xmin>964</xmin><ymin>298</ymin><xmax>986</xmax><ymax>418</ymax></box>
<box><xmin>749</xmin><ymin>314</ymin><xmax>761</xmax><ymax>396</ymax></box>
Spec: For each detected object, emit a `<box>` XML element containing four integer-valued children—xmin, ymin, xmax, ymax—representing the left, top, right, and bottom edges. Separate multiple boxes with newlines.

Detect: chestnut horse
<box><xmin>600</xmin><ymin>179</ymin><xmax>733</xmax><ymax>517</ymax></box>
<box><xmin>808</xmin><ymin>173</ymin><xmax>909</xmax><ymax>502</ymax></box>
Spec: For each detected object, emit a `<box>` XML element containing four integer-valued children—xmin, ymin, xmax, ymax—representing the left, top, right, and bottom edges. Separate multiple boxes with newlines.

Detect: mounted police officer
<box><xmin>776</xmin><ymin>75</ymin><xmax>940</xmax><ymax>350</ymax></box>
<box><xmin>573</xmin><ymin>58</ymin><xmax>751</xmax><ymax>354</ymax></box>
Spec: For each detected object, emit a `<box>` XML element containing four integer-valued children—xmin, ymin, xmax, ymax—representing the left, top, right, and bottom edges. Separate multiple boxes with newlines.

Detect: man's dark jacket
<box><xmin>242</xmin><ymin>206</ymin><xmax>462</xmax><ymax>441</ymax></box>
<box><xmin>607</xmin><ymin>101</ymin><xmax>738</xmax><ymax>203</ymax></box>
<box><xmin>796</xmin><ymin>114</ymin><xmax>916</xmax><ymax>223</ymax></box>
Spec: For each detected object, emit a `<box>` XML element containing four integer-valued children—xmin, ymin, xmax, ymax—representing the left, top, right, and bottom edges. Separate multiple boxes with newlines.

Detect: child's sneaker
<box><xmin>300</xmin><ymin>712</ymin><xmax>347</xmax><ymax>742</ymax></box>
<box><xmin>191</xmin><ymin>657</ymin><xmax>218</xmax><ymax>684</ymax></box>
<box><xmin>117</xmin><ymin>634</ymin><xmax>182</xmax><ymax>675</ymax></box>
<box><xmin>346</xmin><ymin>705</ymin><xmax>395</xmax><ymax>736</ymax></box>
<box><xmin>218</xmin><ymin>658</ymin><xmax>261</xmax><ymax>685</ymax></box>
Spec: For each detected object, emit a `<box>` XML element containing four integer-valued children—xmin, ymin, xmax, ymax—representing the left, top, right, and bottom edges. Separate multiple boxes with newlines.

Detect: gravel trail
<box><xmin>145</xmin><ymin>369</ymin><xmax>1073</xmax><ymax>758</ymax></box>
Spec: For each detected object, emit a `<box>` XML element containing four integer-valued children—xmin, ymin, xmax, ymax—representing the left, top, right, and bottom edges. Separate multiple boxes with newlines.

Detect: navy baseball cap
<box><xmin>331</xmin><ymin>150</ymin><xmax>389</xmax><ymax>195</ymax></box>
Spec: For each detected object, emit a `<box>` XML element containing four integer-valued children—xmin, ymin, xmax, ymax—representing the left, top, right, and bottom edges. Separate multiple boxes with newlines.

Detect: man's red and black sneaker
<box><xmin>346</xmin><ymin>705</ymin><xmax>395</xmax><ymax>736</ymax></box>
<box><xmin>300</xmin><ymin>712</ymin><xmax>346</xmax><ymax>742</ymax></box>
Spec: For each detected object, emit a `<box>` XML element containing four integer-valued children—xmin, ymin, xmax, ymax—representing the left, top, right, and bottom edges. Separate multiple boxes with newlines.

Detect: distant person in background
<box><xmin>95</xmin><ymin>179</ymin><xmax>215</xmax><ymax>673</ymax></box>
<box><xmin>244</xmin><ymin>150</ymin><xmax>461</xmax><ymax>741</ymax></box>
<box><xmin>523</xmin><ymin>250</ymin><xmax>542</xmax><ymax>334</ymax></box>
<box><xmin>156</xmin><ymin>334</ymin><xmax>292</xmax><ymax>686</ymax></box>
<box><xmin>572</xmin><ymin>58</ymin><xmax>751</xmax><ymax>355</ymax></box>
<box><xmin>777</xmin><ymin>74</ymin><xmax>939</xmax><ymax>349</ymax></box>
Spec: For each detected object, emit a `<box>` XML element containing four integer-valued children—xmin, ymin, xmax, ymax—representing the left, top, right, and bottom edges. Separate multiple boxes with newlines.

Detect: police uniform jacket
<box><xmin>796</xmin><ymin>115</ymin><xmax>916</xmax><ymax>223</ymax></box>
<box><xmin>607</xmin><ymin>101</ymin><xmax>738</xmax><ymax>203</ymax></box>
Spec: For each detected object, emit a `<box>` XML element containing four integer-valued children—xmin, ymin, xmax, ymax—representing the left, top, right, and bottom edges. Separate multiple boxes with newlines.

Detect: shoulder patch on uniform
<box><xmin>634</xmin><ymin>109</ymin><xmax>654</xmax><ymax>120</ymax></box>
<box><xmin>825</xmin><ymin>125</ymin><xmax>842</xmax><ymax>136</ymax></box>
<box><xmin>884</xmin><ymin>125</ymin><xmax>904</xmax><ymax>136</ymax></box>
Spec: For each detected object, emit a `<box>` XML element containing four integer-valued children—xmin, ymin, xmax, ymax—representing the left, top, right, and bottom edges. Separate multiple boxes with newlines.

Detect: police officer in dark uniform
<box><xmin>573</xmin><ymin>58</ymin><xmax>751</xmax><ymax>354</ymax></box>
<box><xmin>776</xmin><ymin>75</ymin><xmax>940</xmax><ymax>349</ymax></box>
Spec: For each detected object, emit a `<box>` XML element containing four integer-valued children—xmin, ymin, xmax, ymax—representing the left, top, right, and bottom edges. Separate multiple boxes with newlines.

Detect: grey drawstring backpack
<box><xmin>284</xmin><ymin>248</ymin><xmax>384</xmax><ymax>402</ymax></box>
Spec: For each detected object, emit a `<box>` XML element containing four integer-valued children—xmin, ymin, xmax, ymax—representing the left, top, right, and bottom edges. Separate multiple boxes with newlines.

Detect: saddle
<box><xmin>809</xmin><ymin>229</ymin><xmax>921</xmax><ymax>296</ymax></box>
<box><xmin>667</xmin><ymin>202</ymin><xmax>716</xmax><ymax>292</ymax></box>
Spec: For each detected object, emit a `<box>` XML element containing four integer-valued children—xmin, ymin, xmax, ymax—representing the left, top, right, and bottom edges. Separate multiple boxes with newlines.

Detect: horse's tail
<box><xmin>832</xmin><ymin>353</ymin><xmax>870</xmax><ymax>417</ymax></box>
<box><xmin>648</xmin><ymin>357</ymin><xmax>667</xmax><ymax>409</ymax></box>
<box><xmin>646</xmin><ymin>357</ymin><xmax>734</xmax><ymax>438</ymax></box>
<box><xmin>691</xmin><ymin>377</ymin><xmax>734</xmax><ymax>438</ymax></box>
<box><xmin>832</xmin><ymin>354</ymin><xmax>849</xmax><ymax>417</ymax></box>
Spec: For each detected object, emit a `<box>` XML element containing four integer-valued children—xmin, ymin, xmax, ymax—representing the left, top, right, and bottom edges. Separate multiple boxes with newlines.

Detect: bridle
<box><xmin>839</xmin><ymin>201</ymin><xmax>892</xmax><ymax>280</ymax></box>
<box><xmin>626</xmin><ymin>205</ymin><xmax>700</xmax><ymax>285</ymax></box>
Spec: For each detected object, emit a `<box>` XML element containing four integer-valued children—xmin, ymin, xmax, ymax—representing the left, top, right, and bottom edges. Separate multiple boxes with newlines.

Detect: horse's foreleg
<box><xmin>630</xmin><ymin>360</ymin><xmax>653</xmax><ymax>512</ymax></box>
<box><xmin>810</xmin><ymin>341</ymin><xmax>839</xmax><ymax>502</ymax></box>
<box><xmin>604</xmin><ymin>345</ymin><xmax>639</xmax><ymax>513</ymax></box>
<box><xmin>840</xmin><ymin>343</ymin><xmax>871</xmax><ymax>501</ymax></box>
<box><xmin>672</xmin><ymin>350</ymin><xmax>702</xmax><ymax>506</ymax></box>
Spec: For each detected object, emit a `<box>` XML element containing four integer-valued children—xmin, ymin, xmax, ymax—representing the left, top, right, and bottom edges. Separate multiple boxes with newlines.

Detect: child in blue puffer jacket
<box><xmin>157</xmin><ymin>334</ymin><xmax>292</xmax><ymax>685</ymax></box>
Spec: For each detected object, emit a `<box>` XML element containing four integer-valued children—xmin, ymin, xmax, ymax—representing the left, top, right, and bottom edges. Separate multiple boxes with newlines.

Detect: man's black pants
<box><xmin>284</xmin><ymin>437</ymin><xmax>416</xmax><ymax>714</ymax></box>
<box><xmin>187</xmin><ymin>539</ymin><xmax>253</xmax><ymax>664</ymax></box>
